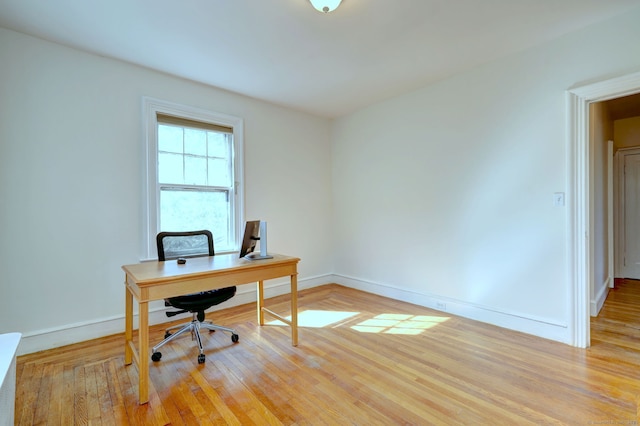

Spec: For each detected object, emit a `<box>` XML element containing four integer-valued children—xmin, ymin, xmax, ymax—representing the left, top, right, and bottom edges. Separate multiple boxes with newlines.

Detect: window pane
<box><xmin>208</xmin><ymin>158</ymin><xmax>230</xmax><ymax>186</ymax></box>
<box><xmin>160</xmin><ymin>189</ymin><xmax>232</xmax><ymax>251</ymax></box>
<box><xmin>184</xmin><ymin>128</ymin><xmax>207</xmax><ymax>156</ymax></box>
<box><xmin>208</xmin><ymin>132</ymin><xmax>229</xmax><ymax>158</ymax></box>
<box><xmin>158</xmin><ymin>125</ymin><xmax>183</xmax><ymax>153</ymax></box>
<box><xmin>184</xmin><ymin>156</ymin><xmax>207</xmax><ymax>186</ymax></box>
<box><xmin>158</xmin><ymin>152</ymin><xmax>184</xmax><ymax>184</ymax></box>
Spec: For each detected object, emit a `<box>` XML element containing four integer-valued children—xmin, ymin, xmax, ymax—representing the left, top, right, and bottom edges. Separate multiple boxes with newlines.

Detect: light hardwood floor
<box><xmin>15</xmin><ymin>282</ymin><xmax>640</xmax><ymax>425</ymax></box>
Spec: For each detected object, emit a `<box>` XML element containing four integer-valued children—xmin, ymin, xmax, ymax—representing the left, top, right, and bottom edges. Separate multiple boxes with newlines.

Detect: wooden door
<box><xmin>621</xmin><ymin>153</ymin><xmax>640</xmax><ymax>279</ymax></box>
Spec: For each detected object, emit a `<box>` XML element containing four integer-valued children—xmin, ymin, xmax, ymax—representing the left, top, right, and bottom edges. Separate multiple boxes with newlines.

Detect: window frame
<box><xmin>142</xmin><ymin>97</ymin><xmax>244</xmax><ymax>260</ymax></box>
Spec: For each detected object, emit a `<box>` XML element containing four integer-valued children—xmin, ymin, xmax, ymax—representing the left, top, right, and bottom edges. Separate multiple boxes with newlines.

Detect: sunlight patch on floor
<box><xmin>266</xmin><ymin>310</ymin><xmax>449</xmax><ymax>335</ymax></box>
<box><xmin>351</xmin><ymin>314</ymin><xmax>449</xmax><ymax>335</ymax></box>
<box><xmin>266</xmin><ymin>310</ymin><xmax>359</xmax><ymax>328</ymax></box>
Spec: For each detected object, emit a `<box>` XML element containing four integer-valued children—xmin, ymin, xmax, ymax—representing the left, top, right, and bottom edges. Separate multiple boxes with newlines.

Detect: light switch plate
<box><xmin>553</xmin><ymin>192</ymin><xmax>565</xmax><ymax>207</ymax></box>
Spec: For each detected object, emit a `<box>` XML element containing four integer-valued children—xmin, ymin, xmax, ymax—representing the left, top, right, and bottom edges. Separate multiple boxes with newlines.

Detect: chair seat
<box><xmin>166</xmin><ymin>286</ymin><xmax>236</xmax><ymax>312</ymax></box>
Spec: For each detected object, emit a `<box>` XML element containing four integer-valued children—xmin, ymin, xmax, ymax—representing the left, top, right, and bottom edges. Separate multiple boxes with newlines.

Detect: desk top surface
<box><xmin>122</xmin><ymin>253</ymin><xmax>299</xmax><ymax>286</ymax></box>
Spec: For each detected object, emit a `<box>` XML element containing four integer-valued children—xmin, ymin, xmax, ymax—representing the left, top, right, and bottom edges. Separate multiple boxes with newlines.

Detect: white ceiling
<box><xmin>1</xmin><ymin>0</ymin><xmax>639</xmax><ymax>118</ymax></box>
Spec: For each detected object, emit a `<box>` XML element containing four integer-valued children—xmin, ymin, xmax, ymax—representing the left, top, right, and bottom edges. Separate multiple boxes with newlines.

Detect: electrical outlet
<box><xmin>436</xmin><ymin>301</ymin><xmax>446</xmax><ymax>311</ymax></box>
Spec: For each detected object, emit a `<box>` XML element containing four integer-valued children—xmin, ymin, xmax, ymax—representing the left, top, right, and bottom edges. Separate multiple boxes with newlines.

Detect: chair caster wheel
<box><xmin>231</xmin><ymin>334</ymin><xmax>239</xmax><ymax>343</ymax></box>
<box><xmin>197</xmin><ymin>354</ymin><xmax>205</xmax><ymax>364</ymax></box>
<box><xmin>164</xmin><ymin>331</ymin><xmax>172</xmax><ymax>339</ymax></box>
<box><xmin>151</xmin><ymin>352</ymin><xmax>162</xmax><ymax>362</ymax></box>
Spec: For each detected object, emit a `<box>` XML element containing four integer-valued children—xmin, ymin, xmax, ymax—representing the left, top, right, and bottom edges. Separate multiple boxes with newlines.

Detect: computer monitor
<box><xmin>239</xmin><ymin>220</ymin><xmax>260</xmax><ymax>258</ymax></box>
<box><xmin>239</xmin><ymin>220</ymin><xmax>273</xmax><ymax>260</ymax></box>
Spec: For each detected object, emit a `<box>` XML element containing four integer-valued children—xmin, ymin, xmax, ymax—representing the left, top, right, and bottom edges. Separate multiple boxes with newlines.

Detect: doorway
<box><xmin>567</xmin><ymin>71</ymin><xmax>640</xmax><ymax>348</ymax></box>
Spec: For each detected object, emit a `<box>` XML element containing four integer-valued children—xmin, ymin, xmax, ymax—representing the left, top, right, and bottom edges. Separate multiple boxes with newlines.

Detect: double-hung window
<box><xmin>143</xmin><ymin>98</ymin><xmax>244</xmax><ymax>259</ymax></box>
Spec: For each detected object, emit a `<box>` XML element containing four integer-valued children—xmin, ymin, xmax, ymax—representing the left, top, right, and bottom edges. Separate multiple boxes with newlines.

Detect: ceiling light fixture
<box><xmin>309</xmin><ymin>0</ymin><xmax>342</xmax><ymax>13</ymax></box>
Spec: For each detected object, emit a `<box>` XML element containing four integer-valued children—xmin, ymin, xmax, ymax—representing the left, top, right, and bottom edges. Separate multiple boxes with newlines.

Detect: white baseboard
<box><xmin>590</xmin><ymin>276</ymin><xmax>611</xmax><ymax>317</ymax></box>
<box><xmin>16</xmin><ymin>274</ymin><xmax>329</xmax><ymax>356</ymax></box>
<box><xmin>334</xmin><ymin>274</ymin><xmax>570</xmax><ymax>344</ymax></box>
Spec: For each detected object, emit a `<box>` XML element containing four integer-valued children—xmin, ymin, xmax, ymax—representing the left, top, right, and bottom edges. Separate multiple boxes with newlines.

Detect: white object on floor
<box><xmin>0</xmin><ymin>333</ymin><xmax>21</xmax><ymax>426</ymax></box>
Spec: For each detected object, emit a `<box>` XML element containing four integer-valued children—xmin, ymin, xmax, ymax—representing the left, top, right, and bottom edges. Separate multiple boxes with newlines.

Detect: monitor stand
<box><xmin>245</xmin><ymin>220</ymin><xmax>274</xmax><ymax>260</ymax></box>
<box><xmin>245</xmin><ymin>252</ymin><xmax>273</xmax><ymax>260</ymax></box>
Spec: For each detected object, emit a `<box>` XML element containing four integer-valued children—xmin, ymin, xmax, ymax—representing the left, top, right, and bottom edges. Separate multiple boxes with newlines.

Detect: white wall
<box><xmin>615</xmin><ymin>116</ymin><xmax>640</xmax><ymax>148</ymax></box>
<box><xmin>0</xmin><ymin>28</ymin><xmax>333</xmax><ymax>353</ymax></box>
<box><xmin>331</xmin><ymin>7</ymin><xmax>640</xmax><ymax>344</ymax></box>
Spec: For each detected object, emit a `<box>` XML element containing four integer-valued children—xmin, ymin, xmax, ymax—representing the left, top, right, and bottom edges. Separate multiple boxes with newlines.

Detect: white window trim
<box><xmin>142</xmin><ymin>97</ymin><xmax>244</xmax><ymax>260</ymax></box>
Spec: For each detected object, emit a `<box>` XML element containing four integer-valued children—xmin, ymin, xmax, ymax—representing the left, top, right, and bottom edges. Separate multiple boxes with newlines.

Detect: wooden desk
<box><xmin>122</xmin><ymin>253</ymin><xmax>300</xmax><ymax>404</ymax></box>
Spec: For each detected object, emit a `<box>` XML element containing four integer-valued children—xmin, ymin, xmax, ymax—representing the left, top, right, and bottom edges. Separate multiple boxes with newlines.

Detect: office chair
<box><xmin>152</xmin><ymin>230</ymin><xmax>239</xmax><ymax>364</ymax></box>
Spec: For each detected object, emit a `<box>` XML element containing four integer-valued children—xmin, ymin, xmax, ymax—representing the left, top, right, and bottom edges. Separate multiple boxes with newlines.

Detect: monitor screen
<box><xmin>239</xmin><ymin>220</ymin><xmax>260</xmax><ymax>258</ymax></box>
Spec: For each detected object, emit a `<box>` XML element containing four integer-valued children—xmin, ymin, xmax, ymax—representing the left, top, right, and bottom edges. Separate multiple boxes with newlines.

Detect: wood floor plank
<box><xmin>30</xmin><ymin>362</ymin><xmax>50</xmax><ymax>424</ymax></box>
<box><xmin>72</xmin><ymin>363</ymin><xmax>88</xmax><ymax>425</ymax></box>
<box><xmin>59</xmin><ymin>363</ymin><xmax>75</xmax><ymax>425</ymax></box>
<box><xmin>45</xmin><ymin>363</ymin><xmax>64</xmax><ymax>426</ymax></box>
<box><xmin>15</xmin><ymin>282</ymin><xmax>640</xmax><ymax>424</ymax></box>
<box><xmin>102</xmin><ymin>359</ymin><xmax>128</xmax><ymax>426</ymax></box>
<box><xmin>15</xmin><ymin>361</ymin><xmax>39</xmax><ymax>426</ymax></box>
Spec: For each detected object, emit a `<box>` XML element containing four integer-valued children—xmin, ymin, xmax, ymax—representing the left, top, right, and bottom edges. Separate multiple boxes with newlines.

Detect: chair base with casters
<box><xmin>151</xmin><ymin>286</ymin><xmax>239</xmax><ymax>364</ymax></box>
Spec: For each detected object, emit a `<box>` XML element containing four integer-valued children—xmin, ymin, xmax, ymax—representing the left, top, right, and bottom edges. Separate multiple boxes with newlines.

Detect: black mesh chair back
<box><xmin>157</xmin><ymin>230</ymin><xmax>214</xmax><ymax>261</ymax></box>
<box><xmin>152</xmin><ymin>230</ymin><xmax>238</xmax><ymax>364</ymax></box>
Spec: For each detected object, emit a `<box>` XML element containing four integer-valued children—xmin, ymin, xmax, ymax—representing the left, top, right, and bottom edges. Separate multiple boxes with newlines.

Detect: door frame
<box><xmin>567</xmin><ymin>71</ymin><xmax>640</xmax><ymax>348</ymax></box>
<box><xmin>608</xmin><ymin>140</ymin><xmax>615</xmax><ymax>289</ymax></box>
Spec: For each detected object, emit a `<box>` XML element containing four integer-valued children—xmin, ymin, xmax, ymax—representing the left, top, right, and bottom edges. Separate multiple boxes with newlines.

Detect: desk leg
<box><xmin>257</xmin><ymin>280</ymin><xmax>265</xmax><ymax>326</ymax></box>
<box><xmin>138</xmin><ymin>301</ymin><xmax>149</xmax><ymax>404</ymax></box>
<box><xmin>124</xmin><ymin>282</ymin><xmax>133</xmax><ymax>366</ymax></box>
<box><xmin>291</xmin><ymin>273</ymin><xmax>298</xmax><ymax>347</ymax></box>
